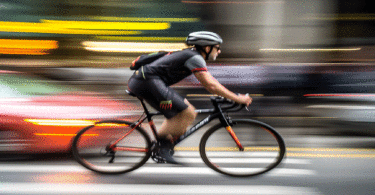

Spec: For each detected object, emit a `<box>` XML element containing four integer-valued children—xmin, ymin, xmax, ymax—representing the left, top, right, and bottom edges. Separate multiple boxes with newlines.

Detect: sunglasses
<box><xmin>213</xmin><ymin>45</ymin><xmax>221</xmax><ymax>51</ymax></box>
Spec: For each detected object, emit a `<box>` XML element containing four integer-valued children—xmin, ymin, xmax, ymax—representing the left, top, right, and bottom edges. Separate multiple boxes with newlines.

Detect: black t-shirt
<box><xmin>143</xmin><ymin>48</ymin><xmax>207</xmax><ymax>86</ymax></box>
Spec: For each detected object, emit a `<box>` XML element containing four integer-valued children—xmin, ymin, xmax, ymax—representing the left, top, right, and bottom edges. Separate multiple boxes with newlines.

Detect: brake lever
<box><xmin>245</xmin><ymin>93</ymin><xmax>250</xmax><ymax>112</ymax></box>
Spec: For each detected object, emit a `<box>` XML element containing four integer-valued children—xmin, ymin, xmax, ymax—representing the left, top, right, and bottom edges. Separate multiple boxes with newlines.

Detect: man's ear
<box><xmin>203</xmin><ymin>46</ymin><xmax>210</xmax><ymax>53</ymax></box>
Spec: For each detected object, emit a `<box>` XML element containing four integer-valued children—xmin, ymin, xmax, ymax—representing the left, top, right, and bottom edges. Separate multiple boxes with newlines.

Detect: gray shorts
<box><xmin>127</xmin><ymin>75</ymin><xmax>188</xmax><ymax>119</ymax></box>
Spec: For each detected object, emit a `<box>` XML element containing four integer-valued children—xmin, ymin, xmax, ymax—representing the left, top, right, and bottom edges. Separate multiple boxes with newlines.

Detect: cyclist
<box><xmin>127</xmin><ymin>31</ymin><xmax>252</xmax><ymax>164</ymax></box>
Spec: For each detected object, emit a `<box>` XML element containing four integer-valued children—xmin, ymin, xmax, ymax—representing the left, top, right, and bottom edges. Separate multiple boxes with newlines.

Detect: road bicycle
<box><xmin>72</xmin><ymin>90</ymin><xmax>286</xmax><ymax>177</ymax></box>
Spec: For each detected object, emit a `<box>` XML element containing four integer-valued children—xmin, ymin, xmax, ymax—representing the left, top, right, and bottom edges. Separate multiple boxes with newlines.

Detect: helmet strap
<box><xmin>205</xmin><ymin>46</ymin><xmax>214</xmax><ymax>60</ymax></box>
<box><xmin>196</xmin><ymin>45</ymin><xmax>213</xmax><ymax>60</ymax></box>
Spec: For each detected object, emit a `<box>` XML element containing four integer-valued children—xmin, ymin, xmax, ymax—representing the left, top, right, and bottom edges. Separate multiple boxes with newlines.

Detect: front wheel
<box><xmin>72</xmin><ymin>120</ymin><xmax>152</xmax><ymax>174</ymax></box>
<box><xmin>200</xmin><ymin>119</ymin><xmax>286</xmax><ymax>177</ymax></box>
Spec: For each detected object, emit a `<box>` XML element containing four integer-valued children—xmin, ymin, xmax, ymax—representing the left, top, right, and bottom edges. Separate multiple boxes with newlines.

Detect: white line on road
<box><xmin>0</xmin><ymin>165</ymin><xmax>315</xmax><ymax>176</ymax></box>
<box><xmin>173</xmin><ymin>157</ymin><xmax>310</xmax><ymax>164</ymax></box>
<box><xmin>0</xmin><ymin>183</ymin><xmax>322</xmax><ymax>195</ymax></box>
<box><xmin>133</xmin><ymin>167</ymin><xmax>316</xmax><ymax>176</ymax></box>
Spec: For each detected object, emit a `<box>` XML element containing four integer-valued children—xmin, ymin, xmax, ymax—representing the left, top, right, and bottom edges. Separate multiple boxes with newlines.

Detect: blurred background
<box><xmin>1</xmin><ymin>0</ymin><xmax>375</xmax><ymax>155</ymax></box>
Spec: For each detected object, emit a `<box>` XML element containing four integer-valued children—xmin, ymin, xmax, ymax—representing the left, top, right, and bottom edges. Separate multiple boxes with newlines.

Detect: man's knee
<box><xmin>183</xmin><ymin>99</ymin><xmax>197</xmax><ymax>120</ymax></box>
<box><xmin>179</xmin><ymin>104</ymin><xmax>196</xmax><ymax>121</ymax></box>
<box><xmin>187</xmin><ymin>105</ymin><xmax>197</xmax><ymax>120</ymax></box>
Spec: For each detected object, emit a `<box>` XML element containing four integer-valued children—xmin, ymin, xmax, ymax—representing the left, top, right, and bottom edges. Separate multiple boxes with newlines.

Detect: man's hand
<box><xmin>237</xmin><ymin>94</ymin><xmax>252</xmax><ymax>106</ymax></box>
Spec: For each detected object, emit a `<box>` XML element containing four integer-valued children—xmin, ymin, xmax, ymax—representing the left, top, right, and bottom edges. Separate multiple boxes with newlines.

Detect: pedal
<box><xmin>151</xmin><ymin>151</ymin><xmax>166</xmax><ymax>163</ymax></box>
<box><xmin>150</xmin><ymin>141</ymin><xmax>177</xmax><ymax>163</ymax></box>
<box><xmin>150</xmin><ymin>141</ymin><xmax>166</xmax><ymax>163</ymax></box>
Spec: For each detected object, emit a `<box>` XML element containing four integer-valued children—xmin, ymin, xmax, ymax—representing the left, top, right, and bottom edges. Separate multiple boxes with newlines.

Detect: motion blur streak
<box><xmin>90</xmin><ymin>16</ymin><xmax>200</xmax><ymax>22</ymax></box>
<box><xmin>287</xmin><ymin>153</ymin><xmax>375</xmax><ymax>158</ymax></box>
<box><xmin>305</xmin><ymin>13</ymin><xmax>375</xmax><ymax>21</ymax></box>
<box><xmin>287</xmin><ymin>148</ymin><xmax>375</xmax><ymax>152</ymax></box>
<box><xmin>34</xmin><ymin>133</ymin><xmax>98</xmax><ymax>137</ymax></box>
<box><xmin>182</xmin><ymin>0</ymin><xmax>284</xmax><ymax>4</ymax></box>
<box><xmin>25</xmin><ymin>119</ymin><xmax>130</xmax><ymax>127</ymax></box>
<box><xmin>25</xmin><ymin>119</ymin><xmax>98</xmax><ymax>127</ymax></box>
<box><xmin>83</xmin><ymin>41</ymin><xmax>187</xmax><ymax>53</ymax></box>
<box><xmin>186</xmin><ymin>94</ymin><xmax>264</xmax><ymax>97</ymax></box>
<box><xmin>304</xmin><ymin>94</ymin><xmax>375</xmax><ymax>97</ymax></box>
<box><xmin>0</xmin><ymin>39</ymin><xmax>58</xmax><ymax>55</ymax></box>
<box><xmin>0</xmin><ymin>20</ymin><xmax>168</xmax><ymax>35</ymax></box>
<box><xmin>260</xmin><ymin>48</ymin><xmax>361</xmax><ymax>52</ymax></box>
<box><xmin>96</xmin><ymin>36</ymin><xmax>186</xmax><ymax>42</ymax></box>
<box><xmin>175</xmin><ymin>147</ymin><xmax>375</xmax><ymax>158</ymax></box>
<box><xmin>0</xmin><ymin>21</ymin><xmax>141</xmax><ymax>35</ymax></box>
<box><xmin>40</xmin><ymin>20</ymin><xmax>170</xmax><ymax>30</ymax></box>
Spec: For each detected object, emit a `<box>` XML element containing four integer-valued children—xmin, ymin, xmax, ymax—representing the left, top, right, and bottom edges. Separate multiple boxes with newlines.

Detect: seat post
<box><xmin>126</xmin><ymin>90</ymin><xmax>153</xmax><ymax>121</ymax></box>
<box><xmin>138</xmin><ymin>98</ymin><xmax>153</xmax><ymax>121</ymax></box>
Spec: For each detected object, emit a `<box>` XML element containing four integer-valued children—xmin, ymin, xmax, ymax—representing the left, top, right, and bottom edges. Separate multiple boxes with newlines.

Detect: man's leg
<box><xmin>157</xmin><ymin>99</ymin><xmax>196</xmax><ymax>164</ymax></box>
<box><xmin>158</xmin><ymin>99</ymin><xmax>197</xmax><ymax>141</ymax></box>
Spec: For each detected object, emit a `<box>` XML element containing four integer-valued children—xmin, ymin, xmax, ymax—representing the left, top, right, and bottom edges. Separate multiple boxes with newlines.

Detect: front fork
<box><xmin>222</xmin><ymin>113</ymin><xmax>244</xmax><ymax>151</ymax></box>
<box><xmin>225</xmin><ymin>125</ymin><xmax>244</xmax><ymax>151</ymax></box>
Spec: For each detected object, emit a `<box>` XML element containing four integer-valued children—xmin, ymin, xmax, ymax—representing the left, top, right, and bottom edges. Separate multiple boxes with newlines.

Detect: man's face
<box><xmin>206</xmin><ymin>44</ymin><xmax>221</xmax><ymax>61</ymax></box>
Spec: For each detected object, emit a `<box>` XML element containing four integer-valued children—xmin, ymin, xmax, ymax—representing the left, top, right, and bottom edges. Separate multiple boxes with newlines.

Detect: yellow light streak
<box><xmin>0</xmin><ymin>19</ymin><xmax>168</xmax><ymax>35</ymax></box>
<box><xmin>83</xmin><ymin>41</ymin><xmax>188</xmax><ymax>53</ymax></box>
<box><xmin>96</xmin><ymin>36</ymin><xmax>186</xmax><ymax>42</ymax></box>
<box><xmin>90</xmin><ymin>16</ymin><xmax>200</xmax><ymax>22</ymax></box>
<box><xmin>0</xmin><ymin>39</ymin><xmax>58</xmax><ymax>55</ymax></box>
<box><xmin>25</xmin><ymin>119</ymin><xmax>98</xmax><ymax>127</ymax></box>
<box><xmin>40</xmin><ymin>20</ymin><xmax>170</xmax><ymax>30</ymax></box>
<box><xmin>25</xmin><ymin>119</ymin><xmax>130</xmax><ymax>127</ymax></box>
<box><xmin>0</xmin><ymin>48</ymin><xmax>49</xmax><ymax>55</ymax></box>
<box><xmin>0</xmin><ymin>39</ymin><xmax>58</xmax><ymax>49</ymax></box>
<box><xmin>95</xmin><ymin>123</ymin><xmax>129</xmax><ymax>127</ymax></box>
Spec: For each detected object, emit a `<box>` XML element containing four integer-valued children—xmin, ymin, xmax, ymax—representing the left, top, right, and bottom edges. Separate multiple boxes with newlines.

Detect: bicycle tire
<box><xmin>199</xmin><ymin>119</ymin><xmax>286</xmax><ymax>177</ymax></box>
<box><xmin>72</xmin><ymin>120</ymin><xmax>152</xmax><ymax>174</ymax></box>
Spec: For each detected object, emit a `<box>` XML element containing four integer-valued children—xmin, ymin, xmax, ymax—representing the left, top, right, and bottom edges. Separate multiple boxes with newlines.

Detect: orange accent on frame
<box><xmin>226</xmin><ymin>126</ymin><xmax>243</xmax><ymax>150</ymax></box>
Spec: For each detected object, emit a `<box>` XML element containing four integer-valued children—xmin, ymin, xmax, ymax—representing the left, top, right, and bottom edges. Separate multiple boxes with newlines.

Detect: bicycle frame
<box><xmin>127</xmin><ymin>96</ymin><xmax>245</xmax><ymax>149</ymax></box>
<box><xmin>73</xmin><ymin>93</ymin><xmax>286</xmax><ymax>176</ymax></box>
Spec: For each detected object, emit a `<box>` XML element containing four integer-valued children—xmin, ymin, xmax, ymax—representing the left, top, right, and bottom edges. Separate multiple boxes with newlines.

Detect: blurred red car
<box><xmin>0</xmin><ymin>70</ymin><xmax>139</xmax><ymax>155</ymax></box>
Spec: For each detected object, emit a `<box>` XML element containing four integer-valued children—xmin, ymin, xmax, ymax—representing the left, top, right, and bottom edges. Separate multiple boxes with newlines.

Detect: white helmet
<box><xmin>186</xmin><ymin>31</ymin><xmax>223</xmax><ymax>46</ymax></box>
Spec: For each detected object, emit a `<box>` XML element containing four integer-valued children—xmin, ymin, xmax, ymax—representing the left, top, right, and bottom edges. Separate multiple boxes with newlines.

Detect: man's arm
<box><xmin>193</xmin><ymin>71</ymin><xmax>252</xmax><ymax>105</ymax></box>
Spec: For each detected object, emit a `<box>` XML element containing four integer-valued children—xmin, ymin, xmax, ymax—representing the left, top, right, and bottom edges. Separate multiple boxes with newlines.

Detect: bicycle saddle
<box><xmin>126</xmin><ymin>90</ymin><xmax>137</xmax><ymax>97</ymax></box>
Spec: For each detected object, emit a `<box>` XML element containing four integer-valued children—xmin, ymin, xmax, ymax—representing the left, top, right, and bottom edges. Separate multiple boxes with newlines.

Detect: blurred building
<box><xmin>0</xmin><ymin>0</ymin><xmax>374</xmax><ymax>66</ymax></box>
<box><xmin>1</xmin><ymin>1</ymin><xmax>375</xmax><ymax>136</ymax></box>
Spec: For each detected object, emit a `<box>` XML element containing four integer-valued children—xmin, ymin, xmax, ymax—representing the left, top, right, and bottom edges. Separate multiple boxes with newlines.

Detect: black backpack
<box><xmin>130</xmin><ymin>51</ymin><xmax>171</xmax><ymax>70</ymax></box>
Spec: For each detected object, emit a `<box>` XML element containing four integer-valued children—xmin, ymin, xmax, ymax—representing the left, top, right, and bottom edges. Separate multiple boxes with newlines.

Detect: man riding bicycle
<box><xmin>127</xmin><ymin>31</ymin><xmax>252</xmax><ymax>164</ymax></box>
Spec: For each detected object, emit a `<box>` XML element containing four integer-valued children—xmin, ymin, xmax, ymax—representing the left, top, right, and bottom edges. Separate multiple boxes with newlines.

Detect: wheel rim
<box><xmin>200</xmin><ymin>120</ymin><xmax>285</xmax><ymax>177</ymax></box>
<box><xmin>73</xmin><ymin>121</ymin><xmax>151</xmax><ymax>174</ymax></box>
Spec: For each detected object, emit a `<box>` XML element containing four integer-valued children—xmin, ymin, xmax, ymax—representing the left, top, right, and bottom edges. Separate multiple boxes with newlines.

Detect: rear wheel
<box><xmin>72</xmin><ymin>120</ymin><xmax>151</xmax><ymax>174</ymax></box>
<box><xmin>200</xmin><ymin>119</ymin><xmax>286</xmax><ymax>177</ymax></box>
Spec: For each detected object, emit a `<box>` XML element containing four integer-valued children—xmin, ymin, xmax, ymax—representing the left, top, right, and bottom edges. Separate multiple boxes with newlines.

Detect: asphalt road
<box><xmin>0</xmin><ymin>147</ymin><xmax>374</xmax><ymax>195</ymax></box>
<box><xmin>0</xmin><ymin>121</ymin><xmax>374</xmax><ymax>195</ymax></box>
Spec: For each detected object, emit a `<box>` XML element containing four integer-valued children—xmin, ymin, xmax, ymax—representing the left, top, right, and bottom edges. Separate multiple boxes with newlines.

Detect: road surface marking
<box><xmin>0</xmin><ymin>183</ymin><xmax>322</xmax><ymax>195</ymax></box>
<box><xmin>287</xmin><ymin>153</ymin><xmax>375</xmax><ymax>158</ymax></box>
<box><xmin>0</xmin><ymin>165</ymin><xmax>315</xmax><ymax>176</ymax></box>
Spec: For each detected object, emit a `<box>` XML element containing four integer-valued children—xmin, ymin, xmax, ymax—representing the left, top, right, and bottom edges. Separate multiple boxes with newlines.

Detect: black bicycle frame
<box><xmin>136</xmin><ymin>96</ymin><xmax>240</xmax><ymax>146</ymax></box>
<box><xmin>175</xmin><ymin>110</ymin><xmax>220</xmax><ymax>145</ymax></box>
